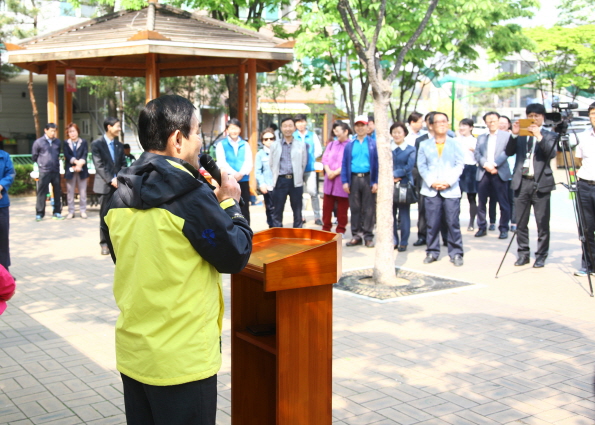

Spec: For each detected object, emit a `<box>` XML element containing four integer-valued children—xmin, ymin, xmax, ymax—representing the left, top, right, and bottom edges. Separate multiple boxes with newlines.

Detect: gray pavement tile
<box><xmin>470</xmin><ymin>400</ymin><xmax>509</xmax><ymax>416</ymax></box>
<box><xmin>28</xmin><ymin>410</ymin><xmax>77</xmax><ymax>425</ymax></box>
<box><xmin>343</xmin><ymin>411</ymin><xmax>387</xmax><ymax>425</ymax></box>
<box><xmin>435</xmin><ymin>392</ymin><xmax>478</xmax><ymax>409</ymax></box>
<box><xmin>360</xmin><ymin>396</ymin><xmax>401</xmax><ymax>412</ymax></box>
<box><xmin>348</xmin><ymin>390</ymin><xmax>388</xmax><ymax>404</ymax></box>
<box><xmin>71</xmin><ymin>405</ymin><xmax>103</xmax><ymax>422</ymax></box>
<box><xmin>391</xmin><ymin>404</ymin><xmax>433</xmax><ymax>422</ymax></box>
<box><xmin>554</xmin><ymin>415</ymin><xmax>594</xmax><ymax>425</ymax></box>
<box><xmin>374</xmin><ymin>408</ymin><xmax>418</xmax><ymax>425</ymax></box>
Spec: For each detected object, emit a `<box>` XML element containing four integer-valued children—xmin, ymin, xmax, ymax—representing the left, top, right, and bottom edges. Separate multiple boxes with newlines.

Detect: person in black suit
<box><xmin>64</xmin><ymin>123</ymin><xmax>89</xmax><ymax>219</ymax></box>
<box><xmin>506</xmin><ymin>104</ymin><xmax>558</xmax><ymax>268</ymax></box>
<box><xmin>474</xmin><ymin>112</ymin><xmax>512</xmax><ymax>239</ymax></box>
<box><xmin>92</xmin><ymin>117</ymin><xmax>125</xmax><ymax>255</ymax></box>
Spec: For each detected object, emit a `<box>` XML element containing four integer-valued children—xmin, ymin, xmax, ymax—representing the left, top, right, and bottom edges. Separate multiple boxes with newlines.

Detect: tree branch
<box><xmin>388</xmin><ymin>0</ymin><xmax>439</xmax><ymax>83</ymax></box>
<box><xmin>370</xmin><ymin>0</ymin><xmax>387</xmax><ymax>52</ymax></box>
<box><xmin>337</xmin><ymin>0</ymin><xmax>369</xmax><ymax>64</ymax></box>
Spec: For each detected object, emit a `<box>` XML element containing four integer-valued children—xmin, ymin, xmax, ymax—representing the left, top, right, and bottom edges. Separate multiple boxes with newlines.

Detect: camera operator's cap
<box><xmin>354</xmin><ymin>115</ymin><xmax>369</xmax><ymax>125</ymax></box>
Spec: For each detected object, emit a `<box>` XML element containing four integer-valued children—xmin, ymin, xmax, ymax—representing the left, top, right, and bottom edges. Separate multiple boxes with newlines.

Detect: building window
<box><xmin>59</xmin><ymin>2</ymin><xmax>75</xmax><ymax>17</ymax></box>
<box><xmin>520</xmin><ymin>88</ymin><xmax>538</xmax><ymax>107</ymax></box>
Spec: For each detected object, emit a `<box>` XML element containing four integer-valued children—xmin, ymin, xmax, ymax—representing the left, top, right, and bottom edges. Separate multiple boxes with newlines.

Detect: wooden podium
<box><xmin>231</xmin><ymin>228</ymin><xmax>341</xmax><ymax>425</ymax></box>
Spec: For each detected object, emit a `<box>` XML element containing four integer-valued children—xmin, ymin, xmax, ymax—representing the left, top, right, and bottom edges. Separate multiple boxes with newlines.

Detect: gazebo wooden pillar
<box><xmin>247</xmin><ymin>59</ymin><xmax>258</xmax><ymax>189</ymax></box>
<box><xmin>47</xmin><ymin>62</ymin><xmax>58</xmax><ymax>125</ymax></box>
<box><xmin>238</xmin><ymin>63</ymin><xmax>246</xmax><ymax>131</ymax></box>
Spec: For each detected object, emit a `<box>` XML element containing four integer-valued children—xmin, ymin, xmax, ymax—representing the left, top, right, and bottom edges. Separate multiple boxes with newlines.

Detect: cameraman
<box><xmin>574</xmin><ymin>101</ymin><xmax>595</xmax><ymax>277</ymax></box>
<box><xmin>101</xmin><ymin>95</ymin><xmax>253</xmax><ymax>425</ymax></box>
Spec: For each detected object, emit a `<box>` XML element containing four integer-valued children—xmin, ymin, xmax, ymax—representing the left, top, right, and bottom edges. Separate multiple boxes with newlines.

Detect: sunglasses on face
<box><xmin>263</xmin><ymin>137</ymin><xmax>275</xmax><ymax>141</ymax></box>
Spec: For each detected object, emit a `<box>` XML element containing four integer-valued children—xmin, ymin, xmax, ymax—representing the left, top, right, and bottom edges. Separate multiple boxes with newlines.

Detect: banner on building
<box><xmin>65</xmin><ymin>69</ymin><xmax>77</xmax><ymax>93</ymax></box>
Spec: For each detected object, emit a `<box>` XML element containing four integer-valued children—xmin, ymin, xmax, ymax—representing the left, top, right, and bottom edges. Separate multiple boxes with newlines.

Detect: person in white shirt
<box><xmin>574</xmin><ymin>102</ymin><xmax>595</xmax><ymax>277</ymax></box>
<box><xmin>216</xmin><ymin>118</ymin><xmax>253</xmax><ymax>224</ymax></box>
<box><xmin>405</xmin><ymin>112</ymin><xmax>426</xmax><ymax>146</ymax></box>
<box><xmin>293</xmin><ymin>114</ymin><xmax>323</xmax><ymax>225</ymax></box>
<box><xmin>474</xmin><ymin>112</ymin><xmax>512</xmax><ymax>240</ymax></box>
<box><xmin>457</xmin><ymin>118</ymin><xmax>478</xmax><ymax>231</ymax></box>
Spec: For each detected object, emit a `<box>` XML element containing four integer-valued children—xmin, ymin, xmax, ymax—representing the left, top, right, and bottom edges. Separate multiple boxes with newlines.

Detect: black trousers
<box><xmin>36</xmin><ymin>172</ymin><xmax>62</xmax><ymax>217</ymax></box>
<box><xmin>263</xmin><ymin>191</ymin><xmax>275</xmax><ymax>228</ymax></box>
<box><xmin>578</xmin><ymin>180</ymin><xmax>595</xmax><ymax>271</ymax></box>
<box><xmin>0</xmin><ymin>207</ymin><xmax>9</xmax><ymax>269</ymax></box>
<box><xmin>239</xmin><ymin>181</ymin><xmax>251</xmax><ymax>225</ymax></box>
<box><xmin>413</xmin><ymin>168</ymin><xmax>427</xmax><ymax>239</ymax></box>
<box><xmin>477</xmin><ymin>173</ymin><xmax>510</xmax><ymax>232</ymax></box>
<box><xmin>272</xmin><ymin>176</ymin><xmax>303</xmax><ymax>228</ymax></box>
<box><xmin>349</xmin><ymin>174</ymin><xmax>376</xmax><ymax>241</ymax></box>
<box><xmin>425</xmin><ymin>194</ymin><xmax>463</xmax><ymax>259</ymax></box>
<box><xmin>99</xmin><ymin>188</ymin><xmax>115</xmax><ymax>246</ymax></box>
<box><xmin>121</xmin><ymin>373</ymin><xmax>217</xmax><ymax>425</ymax></box>
<box><xmin>515</xmin><ymin>177</ymin><xmax>551</xmax><ymax>257</ymax></box>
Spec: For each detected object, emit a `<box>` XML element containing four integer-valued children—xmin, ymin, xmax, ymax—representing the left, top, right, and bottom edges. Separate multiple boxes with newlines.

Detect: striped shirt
<box><xmin>279</xmin><ymin>139</ymin><xmax>294</xmax><ymax>175</ymax></box>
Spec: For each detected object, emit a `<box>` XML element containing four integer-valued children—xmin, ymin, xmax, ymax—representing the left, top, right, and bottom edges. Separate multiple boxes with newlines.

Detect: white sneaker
<box><xmin>80</xmin><ymin>212</ymin><xmax>88</xmax><ymax>219</ymax></box>
<box><xmin>66</xmin><ymin>213</ymin><xmax>74</xmax><ymax>219</ymax></box>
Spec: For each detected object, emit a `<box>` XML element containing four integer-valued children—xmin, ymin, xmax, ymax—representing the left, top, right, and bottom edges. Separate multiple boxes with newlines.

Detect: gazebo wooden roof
<box><xmin>6</xmin><ymin>1</ymin><xmax>294</xmax><ymax>173</ymax></box>
<box><xmin>6</xmin><ymin>3</ymin><xmax>293</xmax><ymax>77</ymax></box>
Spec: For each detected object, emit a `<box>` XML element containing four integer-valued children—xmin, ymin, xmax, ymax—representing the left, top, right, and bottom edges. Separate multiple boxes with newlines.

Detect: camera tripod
<box><xmin>494</xmin><ymin>117</ymin><xmax>594</xmax><ymax>297</ymax></box>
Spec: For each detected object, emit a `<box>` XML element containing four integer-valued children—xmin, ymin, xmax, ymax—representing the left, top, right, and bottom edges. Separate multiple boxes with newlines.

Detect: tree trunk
<box><xmin>28</xmin><ymin>71</ymin><xmax>41</xmax><ymax>138</ymax></box>
<box><xmin>371</xmin><ymin>91</ymin><xmax>395</xmax><ymax>285</ymax></box>
<box><xmin>225</xmin><ymin>74</ymin><xmax>239</xmax><ymax>118</ymax></box>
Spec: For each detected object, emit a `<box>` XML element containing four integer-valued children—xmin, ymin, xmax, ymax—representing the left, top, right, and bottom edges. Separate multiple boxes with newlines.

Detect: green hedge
<box><xmin>9</xmin><ymin>164</ymin><xmax>36</xmax><ymax>196</ymax></box>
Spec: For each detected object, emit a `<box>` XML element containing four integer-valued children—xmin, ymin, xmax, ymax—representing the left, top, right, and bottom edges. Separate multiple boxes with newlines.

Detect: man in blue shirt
<box><xmin>341</xmin><ymin>115</ymin><xmax>379</xmax><ymax>247</ymax></box>
<box><xmin>0</xmin><ymin>149</ymin><xmax>15</xmax><ymax>270</ymax></box>
<box><xmin>31</xmin><ymin>123</ymin><xmax>65</xmax><ymax>221</ymax></box>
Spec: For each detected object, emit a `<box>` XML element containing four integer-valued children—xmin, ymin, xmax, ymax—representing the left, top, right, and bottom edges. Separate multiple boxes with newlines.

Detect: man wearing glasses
<box><xmin>417</xmin><ymin>112</ymin><xmax>465</xmax><ymax>266</ymax></box>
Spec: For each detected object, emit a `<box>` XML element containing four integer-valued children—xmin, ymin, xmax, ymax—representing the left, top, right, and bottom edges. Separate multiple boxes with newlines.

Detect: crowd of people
<box><xmin>253</xmin><ymin>103</ymin><xmax>595</xmax><ymax>273</ymax></box>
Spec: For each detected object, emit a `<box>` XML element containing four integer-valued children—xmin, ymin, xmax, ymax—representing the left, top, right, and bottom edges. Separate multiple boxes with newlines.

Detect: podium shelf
<box><xmin>235</xmin><ymin>330</ymin><xmax>277</xmax><ymax>355</ymax></box>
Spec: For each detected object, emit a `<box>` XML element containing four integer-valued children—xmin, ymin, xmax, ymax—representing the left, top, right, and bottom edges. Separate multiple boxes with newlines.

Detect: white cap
<box><xmin>354</xmin><ymin>115</ymin><xmax>368</xmax><ymax>125</ymax></box>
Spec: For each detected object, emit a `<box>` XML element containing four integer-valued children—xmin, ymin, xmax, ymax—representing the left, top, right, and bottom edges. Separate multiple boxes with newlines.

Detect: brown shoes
<box><xmin>346</xmin><ymin>238</ymin><xmax>362</xmax><ymax>247</ymax></box>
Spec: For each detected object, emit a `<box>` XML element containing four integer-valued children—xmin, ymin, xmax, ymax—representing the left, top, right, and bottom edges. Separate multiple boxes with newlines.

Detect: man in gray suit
<box><xmin>269</xmin><ymin>117</ymin><xmax>308</xmax><ymax>228</ymax></box>
<box><xmin>474</xmin><ymin>111</ymin><xmax>512</xmax><ymax>239</ymax></box>
<box><xmin>506</xmin><ymin>103</ymin><xmax>558</xmax><ymax>268</ymax></box>
<box><xmin>92</xmin><ymin>117</ymin><xmax>125</xmax><ymax>255</ymax></box>
<box><xmin>417</xmin><ymin>112</ymin><xmax>465</xmax><ymax>266</ymax></box>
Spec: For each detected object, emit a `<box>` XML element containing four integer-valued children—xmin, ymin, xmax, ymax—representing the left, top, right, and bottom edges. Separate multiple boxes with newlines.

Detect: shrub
<box><xmin>9</xmin><ymin>164</ymin><xmax>36</xmax><ymax>196</ymax></box>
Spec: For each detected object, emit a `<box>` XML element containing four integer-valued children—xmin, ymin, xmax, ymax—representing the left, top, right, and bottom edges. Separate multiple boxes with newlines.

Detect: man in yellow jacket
<box><xmin>102</xmin><ymin>95</ymin><xmax>253</xmax><ymax>425</ymax></box>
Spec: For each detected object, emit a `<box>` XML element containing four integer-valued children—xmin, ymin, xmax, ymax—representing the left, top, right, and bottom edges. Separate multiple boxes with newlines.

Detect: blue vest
<box><xmin>222</xmin><ymin>137</ymin><xmax>249</xmax><ymax>182</ymax></box>
<box><xmin>294</xmin><ymin>130</ymin><xmax>316</xmax><ymax>172</ymax></box>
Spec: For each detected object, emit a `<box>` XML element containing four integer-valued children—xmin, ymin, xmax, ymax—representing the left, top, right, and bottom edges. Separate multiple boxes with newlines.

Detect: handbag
<box><xmin>393</xmin><ymin>180</ymin><xmax>418</xmax><ymax>205</ymax></box>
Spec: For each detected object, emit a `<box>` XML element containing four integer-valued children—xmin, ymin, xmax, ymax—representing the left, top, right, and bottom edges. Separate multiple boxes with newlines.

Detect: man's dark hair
<box><xmin>138</xmin><ymin>95</ymin><xmax>196</xmax><ymax>151</ymax></box>
<box><xmin>123</xmin><ymin>143</ymin><xmax>131</xmax><ymax>150</ymax></box>
<box><xmin>526</xmin><ymin>103</ymin><xmax>546</xmax><ymax>117</ymax></box>
<box><xmin>103</xmin><ymin>117</ymin><xmax>120</xmax><ymax>132</ymax></box>
<box><xmin>407</xmin><ymin>112</ymin><xmax>423</xmax><ymax>124</ymax></box>
<box><xmin>500</xmin><ymin>115</ymin><xmax>512</xmax><ymax>130</ymax></box>
<box><xmin>459</xmin><ymin>118</ymin><xmax>474</xmax><ymax>127</ymax></box>
<box><xmin>293</xmin><ymin>114</ymin><xmax>307</xmax><ymax>122</ymax></box>
<box><xmin>226</xmin><ymin>118</ymin><xmax>242</xmax><ymax>129</ymax></box>
<box><xmin>44</xmin><ymin>123</ymin><xmax>57</xmax><ymax>130</ymax></box>
<box><xmin>332</xmin><ymin>121</ymin><xmax>351</xmax><ymax>134</ymax></box>
<box><xmin>588</xmin><ymin>103</ymin><xmax>595</xmax><ymax>114</ymax></box>
<box><xmin>390</xmin><ymin>122</ymin><xmax>409</xmax><ymax>137</ymax></box>
<box><xmin>429</xmin><ymin>112</ymin><xmax>448</xmax><ymax>124</ymax></box>
<box><xmin>425</xmin><ymin>111</ymin><xmax>437</xmax><ymax>123</ymax></box>
<box><xmin>368</xmin><ymin>114</ymin><xmax>375</xmax><ymax>122</ymax></box>
<box><xmin>280</xmin><ymin>116</ymin><xmax>295</xmax><ymax>126</ymax></box>
<box><xmin>270</xmin><ymin>123</ymin><xmax>278</xmax><ymax>131</ymax></box>
<box><xmin>483</xmin><ymin>111</ymin><xmax>500</xmax><ymax>122</ymax></box>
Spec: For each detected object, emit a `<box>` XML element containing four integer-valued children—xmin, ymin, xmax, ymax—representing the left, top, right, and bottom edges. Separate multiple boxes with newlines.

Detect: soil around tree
<box><xmin>334</xmin><ymin>267</ymin><xmax>474</xmax><ymax>300</ymax></box>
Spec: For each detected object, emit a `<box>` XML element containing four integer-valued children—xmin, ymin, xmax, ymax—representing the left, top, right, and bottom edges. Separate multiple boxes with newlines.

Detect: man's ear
<box><xmin>168</xmin><ymin>130</ymin><xmax>182</xmax><ymax>150</ymax></box>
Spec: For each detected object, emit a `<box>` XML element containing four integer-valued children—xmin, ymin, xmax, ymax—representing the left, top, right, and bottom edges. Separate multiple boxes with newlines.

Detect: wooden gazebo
<box><xmin>5</xmin><ymin>0</ymin><xmax>294</xmax><ymax>163</ymax></box>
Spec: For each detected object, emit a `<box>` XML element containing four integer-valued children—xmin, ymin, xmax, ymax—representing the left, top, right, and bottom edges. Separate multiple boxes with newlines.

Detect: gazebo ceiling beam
<box><xmin>158</xmin><ymin>58</ymin><xmax>241</xmax><ymax>70</ymax></box>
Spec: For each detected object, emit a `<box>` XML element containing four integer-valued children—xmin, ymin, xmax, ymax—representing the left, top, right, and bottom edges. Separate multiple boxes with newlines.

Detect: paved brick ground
<box><xmin>1</xmin><ymin>187</ymin><xmax>594</xmax><ymax>424</ymax></box>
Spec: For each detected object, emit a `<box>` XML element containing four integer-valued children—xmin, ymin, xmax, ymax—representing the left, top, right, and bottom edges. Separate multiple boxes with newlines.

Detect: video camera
<box><xmin>547</xmin><ymin>102</ymin><xmax>579</xmax><ymax>149</ymax></box>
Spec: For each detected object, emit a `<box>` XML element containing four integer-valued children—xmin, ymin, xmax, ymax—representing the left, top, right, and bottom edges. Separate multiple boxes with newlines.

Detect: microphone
<box><xmin>199</xmin><ymin>154</ymin><xmax>245</xmax><ymax>207</ymax></box>
<box><xmin>199</xmin><ymin>154</ymin><xmax>222</xmax><ymax>186</ymax></box>
<box><xmin>552</xmin><ymin>102</ymin><xmax>578</xmax><ymax>110</ymax></box>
